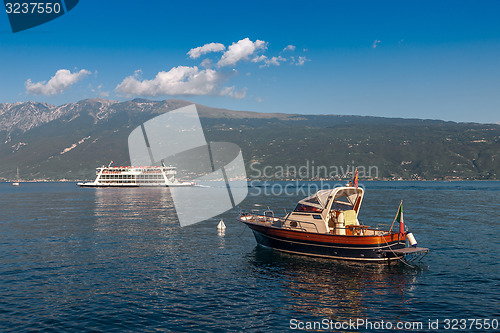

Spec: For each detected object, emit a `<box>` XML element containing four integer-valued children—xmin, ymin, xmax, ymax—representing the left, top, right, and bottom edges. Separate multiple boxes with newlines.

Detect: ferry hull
<box><xmin>244</xmin><ymin>222</ymin><xmax>406</xmax><ymax>262</ymax></box>
<box><xmin>77</xmin><ymin>182</ymin><xmax>195</xmax><ymax>188</ymax></box>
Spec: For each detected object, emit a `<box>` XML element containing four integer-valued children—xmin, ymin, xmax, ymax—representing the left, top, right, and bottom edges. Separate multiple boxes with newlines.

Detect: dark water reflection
<box><xmin>249</xmin><ymin>247</ymin><xmax>420</xmax><ymax>323</ymax></box>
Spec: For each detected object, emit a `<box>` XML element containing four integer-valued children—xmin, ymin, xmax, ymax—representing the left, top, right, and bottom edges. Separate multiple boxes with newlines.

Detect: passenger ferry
<box><xmin>77</xmin><ymin>162</ymin><xmax>196</xmax><ymax>187</ymax></box>
<box><xmin>238</xmin><ymin>185</ymin><xmax>428</xmax><ymax>263</ymax></box>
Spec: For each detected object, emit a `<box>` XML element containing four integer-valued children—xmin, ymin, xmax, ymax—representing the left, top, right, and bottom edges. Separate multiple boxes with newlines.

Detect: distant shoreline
<box><xmin>2</xmin><ymin>179</ymin><xmax>498</xmax><ymax>183</ymax></box>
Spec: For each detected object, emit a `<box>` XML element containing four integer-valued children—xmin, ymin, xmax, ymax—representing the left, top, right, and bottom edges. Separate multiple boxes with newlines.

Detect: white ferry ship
<box><xmin>77</xmin><ymin>162</ymin><xmax>196</xmax><ymax>187</ymax></box>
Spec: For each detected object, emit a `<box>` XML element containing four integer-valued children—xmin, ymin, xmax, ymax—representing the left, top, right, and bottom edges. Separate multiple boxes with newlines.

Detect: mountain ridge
<box><xmin>0</xmin><ymin>98</ymin><xmax>498</xmax><ymax>181</ymax></box>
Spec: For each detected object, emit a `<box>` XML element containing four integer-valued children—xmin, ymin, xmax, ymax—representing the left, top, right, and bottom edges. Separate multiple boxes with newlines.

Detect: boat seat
<box><xmin>343</xmin><ymin>210</ymin><xmax>358</xmax><ymax>226</ymax></box>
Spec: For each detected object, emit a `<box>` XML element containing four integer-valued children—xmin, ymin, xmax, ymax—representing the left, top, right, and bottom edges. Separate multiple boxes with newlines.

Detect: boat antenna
<box><xmin>161</xmin><ymin>159</ymin><xmax>166</xmax><ymax>167</ymax></box>
<box><xmin>107</xmin><ymin>160</ymin><xmax>113</xmax><ymax>168</ymax></box>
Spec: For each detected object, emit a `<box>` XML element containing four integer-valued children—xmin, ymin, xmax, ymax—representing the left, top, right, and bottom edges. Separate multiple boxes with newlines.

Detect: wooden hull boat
<box><xmin>243</xmin><ymin>221</ymin><xmax>406</xmax><ymax>261</ymax></box>
<box><xmin>238</xmin><ymin>186</ymin><xmax>428</xmax><ymax>263</ymax></box>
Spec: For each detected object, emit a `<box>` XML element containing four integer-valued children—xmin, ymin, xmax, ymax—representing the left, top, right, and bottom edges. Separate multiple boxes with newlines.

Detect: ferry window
<box><xmin>293</xmin><ymin>204</ymin><xmax>323</xmax><ymax>213</ymax></box>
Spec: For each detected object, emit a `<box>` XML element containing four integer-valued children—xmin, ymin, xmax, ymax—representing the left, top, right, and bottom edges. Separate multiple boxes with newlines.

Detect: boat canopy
<box><xmin>294</xmin><ymin>187</ymin><xmax>364</xmax><ymax>213</ymax></box>
<box><xmin>331</xmin><ymin>187</ymin><xmax>363</xmax><ymax>209</ymax></box>
<box><xmin>298</xmin><ymin>189</ymin><xmax>331</xmax><ymax>209</ymax></box>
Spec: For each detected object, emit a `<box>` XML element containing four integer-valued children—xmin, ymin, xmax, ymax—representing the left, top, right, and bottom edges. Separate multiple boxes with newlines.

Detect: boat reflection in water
<box><xmin>249</xmin><ymin>246</ymin><xmax>420</xmax><ymax>321</ymax></box>
<box><xmin>93</xmin><ymin>187</ymin><xmax>179</xmax><ymax>236</ymax></box>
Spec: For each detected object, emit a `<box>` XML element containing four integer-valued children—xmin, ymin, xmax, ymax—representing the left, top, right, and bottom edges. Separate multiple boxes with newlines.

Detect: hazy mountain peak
<box><xmin>79</xmin><ymin>98</ymin><xmax>119</xmax><ymax>105</ymax></box>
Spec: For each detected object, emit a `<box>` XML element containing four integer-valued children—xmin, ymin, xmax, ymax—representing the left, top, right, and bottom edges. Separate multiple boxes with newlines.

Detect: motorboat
<box><xmin>238</xmin><ymin>185</ymin><xmax>428</xmax><ymax>263</ymax></box>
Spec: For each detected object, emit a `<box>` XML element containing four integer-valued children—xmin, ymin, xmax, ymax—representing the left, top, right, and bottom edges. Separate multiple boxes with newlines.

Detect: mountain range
<box><xmin>0</xmin><ymin>98</ymin><xmax>498</xmax><ymax>181</ymax></box>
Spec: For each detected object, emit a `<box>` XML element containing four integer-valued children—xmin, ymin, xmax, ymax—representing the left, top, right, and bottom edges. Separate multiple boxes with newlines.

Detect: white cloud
<box><xmin>217</xmin><ymin>38</ymin><xmax>267</xmax><ymax>67</ymax></box>
<box><xmin>115</xmin><ymin>38</ymin><xmax>307</xmax><ymax>100</ymax></box>
<box><xmin>90</xmin><ymin>83</ymin><xmax>110</xmax><ymax>98</ymax></box>
<box><xmin>295</xmin><ymin>56</ymin><xmax>309</xmax><ymax>66</ymax></box>
<box><xmin>220</xmin><ymin>86</ymin><xmax>246</xmax><ymax>99</ymax></box>
<box><xmin>259</xmin><ymin>56</ymin><xmax>286</xmax><ymax>68</ymax></box>
<box><xmin>200</xmin><ymin>58</ymin><xmax>213</xmax><ymax>68</ymax></box>
<box><xmin>252</xmin><ymin>55</ymin><xmax>267</xmax><ymax>63</ymax></box>
<box><xmin>252</xmin><ymin>55</ymin><xmax>287</xmax><ymax>67</ymax></box>
<box><xmin>116</xmin><ymin>66</ymin><xmax>223</xmax><ymax>97</ymax></box>
<box><xmin>25</xmin><ymin>69</ymin><xmax>91</xmax><ymax>96</ymax></box>
<box><xmin>187</xmin><ymin>42</ymin><xmax>226</xmax><ymax>59</ymax></box>
<box><xmin>372</xmin><ymin>40</ymin><xmax>381</xmax><ymax>48</ymax></box>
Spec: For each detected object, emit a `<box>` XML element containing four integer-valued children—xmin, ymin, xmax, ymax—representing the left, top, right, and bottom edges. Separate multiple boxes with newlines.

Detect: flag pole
<box><xmin>389</xmin><ymin>200</ymin><xmax>403</xmax><ymax>233</ymax></box>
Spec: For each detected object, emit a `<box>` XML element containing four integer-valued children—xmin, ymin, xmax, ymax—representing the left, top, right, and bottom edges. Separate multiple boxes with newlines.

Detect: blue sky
<box><xmin>1</xmin><ymin>0</ymin><xmax>499</xmax><ymax>123</ymax></box>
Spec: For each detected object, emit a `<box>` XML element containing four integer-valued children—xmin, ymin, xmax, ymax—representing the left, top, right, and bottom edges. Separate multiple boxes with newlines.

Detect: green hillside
<box><xmin>0</xmin><ymin>99</ymin><xmax>498</xmax><ymax>181</ymax></box>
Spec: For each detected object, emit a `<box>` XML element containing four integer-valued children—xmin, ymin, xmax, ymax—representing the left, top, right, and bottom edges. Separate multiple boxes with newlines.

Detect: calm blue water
<box><xmin>0</xmin><ymin>181</ymin><xmax>498</xmax><ymax>332</ymax></box>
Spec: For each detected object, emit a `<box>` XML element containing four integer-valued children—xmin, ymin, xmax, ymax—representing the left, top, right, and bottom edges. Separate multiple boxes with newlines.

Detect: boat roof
<box><xmin>298</xmin><ymin>186</ymin><xmax>364</xmax><ymax>209</ymax></box>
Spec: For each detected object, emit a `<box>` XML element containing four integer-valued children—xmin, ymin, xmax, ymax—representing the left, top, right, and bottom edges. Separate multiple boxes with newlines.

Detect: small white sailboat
<box><xmin>217</xmin><ymin>219</ymin><xmax>226</xmax><ymax>231</ymax></box>
<box><xmin>12</xmin><ymin>168</ymin><xmax>20</xmax><ymax>186</ymax></box>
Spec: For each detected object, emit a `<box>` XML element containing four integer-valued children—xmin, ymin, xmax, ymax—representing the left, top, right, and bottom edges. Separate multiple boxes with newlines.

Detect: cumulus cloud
<box><xmin>25</xmin><ymin>69</ymin><xmax>91</xmax><ymax>96</ymax></box>
<box><xmin>90</xmin><ymin>83</ymin><xmax>110</xmax><ymax>98</ymax></box>
<box><xmin>259</xmin><ymin>56</ymin><xmax>286</xmax><ymax>68</ymax></box>
<box><xmin>251</xmin><ymin>55</ymin><xmax>267</xmax><ymax>63</ymax></box>
<box><xmin>187</xmin><ymin>42</ymin><xmax>226</xmax><ymax>59</ymax></box>
<box><xmin>295</xmin><ymin>56</ymin><xmax>309</xmax><ymax>66</ymax></box>
<box><xmin>115</xmin><ymin>66</ymin><xmax>223</xmax><ymax>97</ymax></box>
<box><xmin>200</xmin><ymin>58</ymin><xmax>213</xmax><ymax>68</ymax></box>
<box><xmin>220</xmin><ymin>86</ymin><xmax>246</xmax><ymax>99</ymax></box>
<box><xmin>217</xmin><ymin>38</ymin><xmax>267</xmax><ymax>67</ymax></box>
<box><xmin>115</xmin><ymin>38</ymin><xmax>308</xmax><ymax>100</ymax></box>
<box><xmin>252</xmin><ymin>55</ymin><xmax>287</xmax><ymax>67</ymax></box>
<box><xmin>372</xmin><ymin>40</ymin><xmax>381</xmax><ymax>48</ymax></box>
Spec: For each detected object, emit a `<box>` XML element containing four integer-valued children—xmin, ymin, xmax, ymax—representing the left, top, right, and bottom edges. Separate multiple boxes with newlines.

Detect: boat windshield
<box><xmin>330</xmin><ymin>190</ymin><xmax>357</xmax><ymax>211</ymax></box>
<box><xmin>293</xmin><ymin>203</ymin><xmax>323</xmax><ymax>213</ymax></box>
<box><xmin>330</xmin><ymin>200</ymin><xmax>353</xmax><ymax>211</ymax></box>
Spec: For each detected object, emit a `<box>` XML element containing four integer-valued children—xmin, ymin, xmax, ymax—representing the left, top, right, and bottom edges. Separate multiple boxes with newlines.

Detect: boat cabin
<box><xmin>284</xmin><ymin>186</ymin><xmax>364</xmax><ymax>234</ymax></box>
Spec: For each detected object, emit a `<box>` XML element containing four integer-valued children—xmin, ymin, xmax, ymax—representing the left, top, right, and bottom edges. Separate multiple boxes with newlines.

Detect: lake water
<box><xmin>0</xmin><ymin>181</ymin><xmax>498</xmax><ymax>332</ymax></box>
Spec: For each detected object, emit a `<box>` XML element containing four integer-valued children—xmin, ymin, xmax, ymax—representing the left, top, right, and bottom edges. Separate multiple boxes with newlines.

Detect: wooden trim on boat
<box><xmin>241</xmin><ymin>219</ymin><xmax>406</xmax><ymax>246</ymax></box>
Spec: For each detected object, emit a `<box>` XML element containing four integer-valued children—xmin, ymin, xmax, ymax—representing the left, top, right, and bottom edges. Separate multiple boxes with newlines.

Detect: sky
<box><xmin>1</xmin><ymin>0</ymin><xmax>499</xmax><ymax>123</ymax></box>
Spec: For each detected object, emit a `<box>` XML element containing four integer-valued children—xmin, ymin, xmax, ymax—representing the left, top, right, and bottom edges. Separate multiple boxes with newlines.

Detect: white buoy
<box><xmin>407</xmin><ymin>232</ymin><xmax>418</xmax><ymax>247</ymax></box>
<box><xmin>217</xmin><ymin>219</ymin><xmax>226</xmax><ymax>231</ymax></box>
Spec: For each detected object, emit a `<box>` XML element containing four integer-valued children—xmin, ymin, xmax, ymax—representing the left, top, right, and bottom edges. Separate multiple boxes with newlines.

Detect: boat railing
<box><xmin>241</xmin><ymin>210</ymin><xmax>404</xmax><ymax>237</ymax></box>
<box><xmin>373</xmin><ymin>223</ymin><xmax>391</xmax><ymax>230</ymax></box>
<box><xmin>285</xmin><ymin>219</ymin><xmax>320</xmax><ymax>233</ymax></box>
<box><xmin>243</xmin><ymin>212</ymin><xmax>320</xmax><ymax>233</ymax></box>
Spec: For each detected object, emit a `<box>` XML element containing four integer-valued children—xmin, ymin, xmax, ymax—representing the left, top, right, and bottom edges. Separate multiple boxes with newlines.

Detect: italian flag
<box><xmin>396</xmin><ymin>202</ymin><xmax>405</xmax><ymax>236</ymax></box>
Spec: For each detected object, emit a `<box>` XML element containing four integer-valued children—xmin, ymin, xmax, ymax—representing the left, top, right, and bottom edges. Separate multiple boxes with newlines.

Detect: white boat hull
<box><xmin>77</xmin><ymin>182</ymin><xmax>196</xmax><ymax>187</ymax></box>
